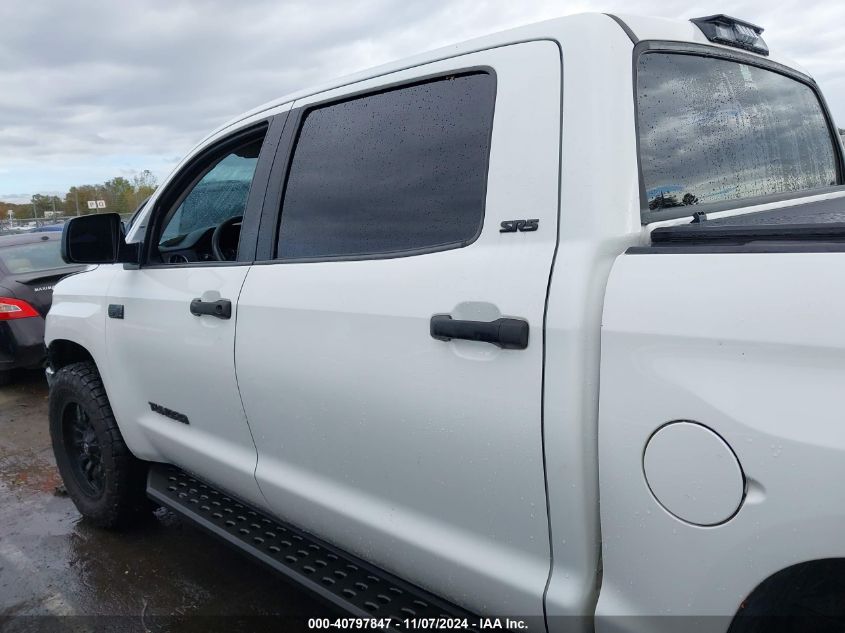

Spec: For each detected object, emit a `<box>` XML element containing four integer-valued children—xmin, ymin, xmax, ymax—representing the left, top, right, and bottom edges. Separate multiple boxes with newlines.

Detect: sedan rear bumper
<box><xmin>0</xmin><ymin>317</ymin><xmax>47</xmax><ymax>372</ymax></box>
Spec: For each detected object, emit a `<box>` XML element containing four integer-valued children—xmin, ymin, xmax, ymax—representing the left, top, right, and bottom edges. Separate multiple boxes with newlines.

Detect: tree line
<box><xmin>3</xmin><ymin>170</ymin><xmax>158</xmax><ymax>220</ymax></box>
<box><xmin>5</xmin><ymin>130</ymin><xmax>845</xmax><ymax>221</ymax></box>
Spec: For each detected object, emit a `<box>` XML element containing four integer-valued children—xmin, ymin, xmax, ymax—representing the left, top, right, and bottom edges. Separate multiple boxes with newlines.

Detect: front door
<box><xmin>105</xmin><ymin>120</ymin><xmax>280</xmax><ymax>507</ymax></box>
<box><xmin>236</xmin><ymin>42</ymin><xmax>561</xmax><ymax>614</ymax></box>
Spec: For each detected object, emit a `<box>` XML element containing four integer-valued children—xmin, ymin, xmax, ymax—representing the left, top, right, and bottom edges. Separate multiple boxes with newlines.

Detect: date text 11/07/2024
<box><xmin>307</xmin><ymin>618</ymin><xmax>529</xmax><ymax>630</ymax></box>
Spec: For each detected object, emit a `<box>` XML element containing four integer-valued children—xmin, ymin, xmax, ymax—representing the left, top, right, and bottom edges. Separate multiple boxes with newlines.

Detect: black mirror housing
<box><xmin>61</xmin><ymin>213</ymin><xmax>138</xmax><ymax>264</ymax></box>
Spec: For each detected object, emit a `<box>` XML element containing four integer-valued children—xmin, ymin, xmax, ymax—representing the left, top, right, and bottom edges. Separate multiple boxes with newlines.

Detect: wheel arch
<box><xmin>48</xmin><ymin>339</ymin><xmax>96</xmax><ymax>371</ymax></box>
<box><xmin>47</xmin><ymin>337</ymin><xmax>161</xmax><ymax>462</ymax></box>
<box><xmin>730</xmin><ymin>558</ymin><xmax>845</xmax><ymax>631</ymax></box>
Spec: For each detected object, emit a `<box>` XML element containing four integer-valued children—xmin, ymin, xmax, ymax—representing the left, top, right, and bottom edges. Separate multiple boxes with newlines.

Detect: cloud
<box><xmin>0</xmin><ymin>0</ymin><xmax>843</xmax><ymax>200</ymax></box>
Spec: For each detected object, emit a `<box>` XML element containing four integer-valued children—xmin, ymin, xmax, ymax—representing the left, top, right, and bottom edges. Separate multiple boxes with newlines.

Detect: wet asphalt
<box><xmin>0</xmin><ymin>370</ymin><xmax>328</xmax><ymax>632</ymax></box>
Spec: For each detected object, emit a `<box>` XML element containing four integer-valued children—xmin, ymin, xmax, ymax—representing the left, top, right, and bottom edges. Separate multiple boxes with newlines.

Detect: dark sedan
<box><xmin>0</xmin><ymin>233</ymin><xmax>85</xmax><ymax>384</ymax></box>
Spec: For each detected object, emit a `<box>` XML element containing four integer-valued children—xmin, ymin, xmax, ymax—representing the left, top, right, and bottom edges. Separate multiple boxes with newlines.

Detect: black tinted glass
<box><xmin>277</xmin><ymin>73</ymin><xmax>495</xmax><ymax>259</ymax></box>
<box><xmin>638</xmin><ymin>53</ymin><xmax>839</xmax><ymax>215</ymax></box>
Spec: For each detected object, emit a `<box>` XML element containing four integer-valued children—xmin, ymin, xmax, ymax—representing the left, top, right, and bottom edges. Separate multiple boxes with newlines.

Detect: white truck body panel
<box><xmin>597</xmin><ymin>252</ymin><xmax>845</xmax><ymax>632</ymax></box>
<box><xmin>236</xmin><ymin>41</ymin><xmax>561</xmax><ymax>616</ymax></box>
<box><xmin>104</xmin><ymin>265</ymin><xmax>268</xmax><ymax>509</ymax></box>
<box><xmin>45</xmin><ymin>10</ymin><xmax>845</xmax><ymax>632</ymax></box>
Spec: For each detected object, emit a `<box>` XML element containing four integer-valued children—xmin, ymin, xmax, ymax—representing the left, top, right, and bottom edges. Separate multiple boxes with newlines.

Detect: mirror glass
<box><xmin>62</xmin><ymin>213</ymin><xmax>121</xmax><ymax>264</ymax></box>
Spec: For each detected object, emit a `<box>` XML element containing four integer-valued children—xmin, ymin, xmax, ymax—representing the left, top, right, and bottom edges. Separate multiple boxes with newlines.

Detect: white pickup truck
<box><xmin>45</xmin><ymin>12</ymin><xmax>845</xmax><ymax>633</ymax></box>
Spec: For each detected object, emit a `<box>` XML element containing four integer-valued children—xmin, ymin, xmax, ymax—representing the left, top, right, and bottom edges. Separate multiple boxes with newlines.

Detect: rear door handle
<box><xmin>190</xmin><ymin>298</ymin><xmax>232</xmax><ymax>319</ymax></box>
<box><xmin>430</xmin><ymin>314</ymin><xmax>529</xmax><ymax>350</ymax></box>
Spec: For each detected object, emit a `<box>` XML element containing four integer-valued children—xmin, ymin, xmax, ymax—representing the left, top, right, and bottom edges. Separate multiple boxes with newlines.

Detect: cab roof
<box><xmin>206</xmin><ymin>12</ymin><xmax>809</xmax><ymax>142</ymax></box>
<box><xmin>613</xmin><ymin>13</ymin><xmax>806</xmax><ymax>73</ymax></box>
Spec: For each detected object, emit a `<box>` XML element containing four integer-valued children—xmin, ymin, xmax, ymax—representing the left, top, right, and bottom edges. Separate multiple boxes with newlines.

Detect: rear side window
<box><xmin>276</xmin><ymin>73</ymin><xmax>495</xmax><ymax>259</ymax></box>
<box><xmin>637</xmin><ymin>53</ymin><xmax>839</xmax><ymax>216</ymax></box>
<box><xmin>0</xmin><ymin>240</ymin><xmax>68</xmax><ymax>274</ymax></box>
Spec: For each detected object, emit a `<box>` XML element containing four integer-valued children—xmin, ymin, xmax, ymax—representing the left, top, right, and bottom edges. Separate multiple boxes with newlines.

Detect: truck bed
<box><xmin>643</xmin><ymin>195</ymin><xmax>845</xmax><ymax>250</ymax></box>
<box><xmin>626</xmin><ymin>198</ymin><xmax>845</xmax><ymax>254</ymax></box>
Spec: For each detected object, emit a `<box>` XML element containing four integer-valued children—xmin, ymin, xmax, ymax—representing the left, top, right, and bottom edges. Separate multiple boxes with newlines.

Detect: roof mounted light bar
<box><xmin>691</xmin><ymin>14</ymin><xmax>769</xmax><ymax>56</ymax></box>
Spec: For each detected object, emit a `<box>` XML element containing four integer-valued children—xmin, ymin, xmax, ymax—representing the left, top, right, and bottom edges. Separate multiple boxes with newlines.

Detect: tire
<box><xmin>49</xmin><ymin>361</ymin><xmax>151</xmax><ymax>528</ymax></box>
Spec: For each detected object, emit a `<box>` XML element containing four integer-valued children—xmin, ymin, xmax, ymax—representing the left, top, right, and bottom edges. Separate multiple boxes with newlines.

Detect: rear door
<box><xmin>236</xmin><ymin>42</ymin><xmax>560</xmax><ymax>614</ymax></box>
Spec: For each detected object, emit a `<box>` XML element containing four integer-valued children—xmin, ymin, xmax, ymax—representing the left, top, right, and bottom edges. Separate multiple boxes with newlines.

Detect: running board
<box><xmin>147</xmin><ymin>464</ymin><xmax>476</xmax><ymax>621</ymax></box>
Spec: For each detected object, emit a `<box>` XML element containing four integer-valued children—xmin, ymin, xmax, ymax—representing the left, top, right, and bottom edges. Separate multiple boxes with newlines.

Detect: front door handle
<box><xmin>430</xmin><ymin>314</ymin><xmax>529</xmax><ymax>350</ymax></box>
<box><xmin>190</xmin><ymin>298</ymin><xmax>232</xmax><ymax>319</ymax></box>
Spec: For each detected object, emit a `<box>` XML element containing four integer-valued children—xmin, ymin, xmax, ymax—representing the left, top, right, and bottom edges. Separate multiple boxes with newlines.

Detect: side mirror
<box><xmin>61</xmin><ymin>213</ymin><xmax>138</xmax><ymax>264</ymax></box>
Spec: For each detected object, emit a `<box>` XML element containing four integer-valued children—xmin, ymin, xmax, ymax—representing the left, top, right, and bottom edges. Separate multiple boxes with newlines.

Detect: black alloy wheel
<box><xmin>62</xmin><ymin>401</ymin><xmax>105</xmax><ymax>497</ymax></box>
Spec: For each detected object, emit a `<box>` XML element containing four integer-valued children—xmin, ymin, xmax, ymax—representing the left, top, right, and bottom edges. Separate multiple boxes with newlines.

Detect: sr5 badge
<box><xmin>500</xmin><ymin>219</ymin><xmax>539</xmax><ymax>233</ymax></box>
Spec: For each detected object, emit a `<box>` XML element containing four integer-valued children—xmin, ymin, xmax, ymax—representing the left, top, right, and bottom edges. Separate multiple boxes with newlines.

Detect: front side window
<box><xmin>276</xmin><ymin>72</ymin><xmax>496</xmax><ymax>259</ymax></box>
<box><xmin>158</xmin><ymin>136</ymin><xmax>264</xmax><ymax>259</ymax></box>
<box><xmin>637</xmin><ymin>52</ymin><xmax>839</xmax><ymax>216</ymax></box>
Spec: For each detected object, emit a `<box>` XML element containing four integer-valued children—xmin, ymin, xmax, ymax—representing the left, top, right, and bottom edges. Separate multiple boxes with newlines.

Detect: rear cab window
<box><xmin>637</xmin><ymin>49</ymin><xmax>841</xmax><ymax>220</ymax></box>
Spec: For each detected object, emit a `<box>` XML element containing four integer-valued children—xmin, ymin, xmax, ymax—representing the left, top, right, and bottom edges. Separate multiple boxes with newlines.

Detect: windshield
<box><xmin>637</xmin><ymin>52</ymin><xmax>839</xmax><ymax>219</ymax></box>
<box><xmin>125</xmin><ymin>196</ymin><xmax>150</xmax><ymax>232</ymax></box>
<box><xmin>0</xmin><ymin>240</ymin><xmax>69</xmax><ymax>274</ymax></box>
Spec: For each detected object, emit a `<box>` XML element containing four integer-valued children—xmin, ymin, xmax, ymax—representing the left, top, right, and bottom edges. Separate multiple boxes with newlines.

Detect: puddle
<box><xmin>0</xmin><ymin>373</ymin><xmax>326</xmax><ymax>624</ymax></box>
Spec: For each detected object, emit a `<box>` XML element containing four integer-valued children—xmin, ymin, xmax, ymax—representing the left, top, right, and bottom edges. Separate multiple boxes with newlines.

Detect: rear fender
<box><xmin>596</xmin><ymin>250</ymin><xmax>845</xmax><ymax>632</ymax></box>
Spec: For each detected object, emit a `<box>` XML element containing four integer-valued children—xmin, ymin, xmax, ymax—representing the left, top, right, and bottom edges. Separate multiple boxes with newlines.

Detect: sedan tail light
<box><xmin>0</xmin><ymin>297</ymin><xmax>39</xmax><ymax>320</ymax></box>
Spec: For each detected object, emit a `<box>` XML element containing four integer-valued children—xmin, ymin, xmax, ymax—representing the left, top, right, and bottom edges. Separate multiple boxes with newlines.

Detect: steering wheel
<box><xmin>211</xmin><ymin>216</ymin><xmax>242</xmax><ymax>261</ymax></box>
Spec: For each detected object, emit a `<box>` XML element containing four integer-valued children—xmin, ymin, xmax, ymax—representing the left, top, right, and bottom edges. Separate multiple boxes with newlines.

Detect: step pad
<box><xmin>147</xmin><ymin>464</ymin><xmax>476</xmax><ymax>622</ymax></box>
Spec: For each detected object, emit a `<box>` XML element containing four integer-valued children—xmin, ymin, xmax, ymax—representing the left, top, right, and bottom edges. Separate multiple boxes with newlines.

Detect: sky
<box><xmin>1</xmin><ymin>0</ymin><xmax>843</xmax><ymax>204</ymax></box>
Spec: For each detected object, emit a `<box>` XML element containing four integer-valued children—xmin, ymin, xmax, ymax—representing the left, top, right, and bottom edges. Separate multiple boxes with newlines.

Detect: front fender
<box><xmin>47</xmin><ymin>264</ymin><xmax>161</xmax><ymax>461</ymax></box>
<box><xmin>46</xmin><ymin>265</ymin><xmax>113</xmax><ymax>364</ymax></box>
